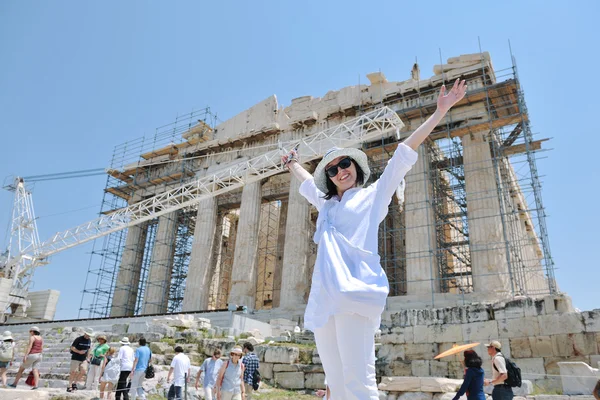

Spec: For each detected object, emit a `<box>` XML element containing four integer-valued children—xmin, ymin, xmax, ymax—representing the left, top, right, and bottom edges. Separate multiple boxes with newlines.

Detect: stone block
<box><xmin>466</xmin><ymin>304</ymin><xmax>490</xmax><ymax>323</ymax></box>
<box><xmin>142</xmin><ymin>332</ymin><xmax>164</xmax><ymax>342</ymax></box>
<box><xmin>525</xmin><ymin>299</ymin><xmax>547</xmax><ymax>317</ymax></box>
<box><xmin>498</xmin><ymin>317</ymin><xmax>540</xmax><ymax>338</ymax></box>
<box><xmin>512</xmin><ymin>357</ymin><xmax>545</xmax><ymax>377</ymax></box>
<box><xmin>533</xmin><ymin>396</ymin><xmax>570</xmax><ymax>400</ymax></box>
<box><xmin>447</xmin><ymin>361</ymin><xmax>463</xmax><ymax>379</ymax></box>
<box><xmin>150</xmin><ymin>342</ymin><xmax>174</xmax><ymax>355</ymax></box>
<box><xmin>274</xmin><ymin>371</ymin><xmax>304</xmax><ymax>389</ymax></box>
<box><xmin>404</xmin><ymin>343</ymin><xmax>438</xmax><ymax>360</ymax></box>
<box><xmin>529</xmin><ymin>336</ymin><xmax>553</xmax><ymax>357</ymax></box>
<box><xmin>128</xmin><ymin>321</ymin><xmax>149</xmax><ymax>334</ymax></box>
<box><xmin>379</xmin><ymin>376</ymin><xmax>421</xmax><ymax>391</ymax></box>
<box><xmin>433</xmin><ymin>394</ymin><xmax>464</xmax><ymax>400</ymax></box>
<box><xmin>538</xmin><ymin>313</ymin><xmax>585</xmax><ymax>335</ymax></box>
<box><xmin>148</xmin><ymin>324</ymin><xmax>176</xmax><ymax>337</ymax></box>
<box><xmin>378</xmin><ymin>344</ymin><xmax>406</xmax><ymax>361</ymax></box>
<box><xmin>305</xmin><ymin>372</ymin><xmax>326</xmax><ymax>389</ymax></box>
<box><xmin>264</xmin><ymin>346</ymin><xmax>299</xmax><ymax>364</ymax></box>
<box><xmin>259</xmin><ymin>362</ymin><xmax>274</xmax><ymax>380</ymax></box>
<box><xmin>420</xmin><ymin>377</ymin><xmax>462</xmax><ymax>392</ymax></box>
<box><xmin>430</xmin><ymin>360</ymin><xmax>449</xmax><ymax>378</ymax></box>
<box><xmin>112</xmin><ymin>324</ymin><xmax>128</xmax><ymax>335</ymax></box>
<box><xmin>551</xmin><ymin>333</ymin><xmax>598</xmax><ymax>357</ymax></box>
<box><xmin>273</xmin><ymin>364</ymin><xmax>301</xmax><ymax>372</ymax></box>
<box><xmin>412</xmin><ymin>360</ymin><xmax>430</xmax><ymax>377</ymax></box>
<box><xmin>557</xmin><ymin>361</ymin><xmax>600</xmax><ymax>395</ymax></box>
<box><xmin>510</xmin><ymin>337</ymin><xmax>532</xmax><ymax>358</ymax></box>
<box><xmin>386</xmin><ymin>360</ymin><xmax>413</xmax><ymax>376</ymax></box>
<box><xmin>415</xmin><ymin>324</ymin><xmax>463</xmax><ymax>344</ymax></box>
<box><xmin>544</xmin><ymin>355</ymin><xmax>590</xmax><ymax>377</ymax></box>
<box><xmin>582</xmin><ymin>310</ymin><xmax>600</xmax><ymax>332</ymax></box>
<box><xmin>398</xmin><ymin>393</ymin><xmax>434</xmax><ymax>400</ymax></box>
<box><xmin>462</xmin><ymin>321</ymin><xmax>498</xmax><ymax>342</ymax></box>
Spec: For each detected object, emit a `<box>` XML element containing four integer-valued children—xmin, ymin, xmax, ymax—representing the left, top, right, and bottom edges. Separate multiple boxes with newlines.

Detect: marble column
<box><xmin>462</xmin><ymin>131</ymin><xmax>511</xmax><ymax>298</ymax></box>
<box><xmin>279</xmin><ymin>176</ymin><xmax>311</xmax><ymax>309</ymax></box>
<box><xmin>404</xmin><ymin>145</ymin><xmax>439</xmax><ymax>295</ymax></box>
<box><xmin>142</xmin><ymin>211</ymin><xmax>178</xmax><ymax>314</ymax></box>
<box><xmin>182</xmin><ymin>197</ymin><xmax>218</xmax><ymax>311</ymax></box>
<box><xmin>272</xmin><ymin>200</ymin><xmax>288</xmax><ymax>308</ymax></box>
<box><xmin>228</xmin><ymin>181</ymin><xmax>262</xmax><ymax>309</ymax></box>
<box><xmin>111</xmin><ymin>197</ymin><xmax>148</xmax><ymax>317</ymax></box>
<box><xmin>110</xmin><ymin>223</ymin><xmax>148</xmax><ymax>317</ymax></box>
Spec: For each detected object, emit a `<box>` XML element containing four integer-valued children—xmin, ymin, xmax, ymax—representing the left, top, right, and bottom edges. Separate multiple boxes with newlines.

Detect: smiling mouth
<box><xmin>339</xmin><ymin>173</ymin><xmax>350</xmax><ymax>181</ymax></box>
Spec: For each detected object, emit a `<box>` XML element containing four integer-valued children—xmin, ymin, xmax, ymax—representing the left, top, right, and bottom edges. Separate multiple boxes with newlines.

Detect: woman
<box><xmin>215</xmin><ymin>346</ymin><xmax>245</xmax><ymax>400</ymax></box>
<box><xmin>86</xmin><ymin>335</ymin><xmax>110</xmax><ymax>391</ymax></box>
<box><xmin>453</xmin><ymin>350</ymin><xmax>485</xmax><ymax>400</ymax></box>
<box><xmin>9</xmin><ymin>325</ymin><xmax>43</xmax><ymax>389</ymax></box>
<box><xmin>282</xmin><ymin>79</ymin><xmax>467</xmax><ymax>400</ymax></box>
<box><xmin>0</xmin><ymin>330</ymin><xmax>15</xmax><ymax>388</ymax></box>
<box><xmin>99</xmin><ymin>347</ymin><xmax>119</xmax><ymax>400</ymax></box>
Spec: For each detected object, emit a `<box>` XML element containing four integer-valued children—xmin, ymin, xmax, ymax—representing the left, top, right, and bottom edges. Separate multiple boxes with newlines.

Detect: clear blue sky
<box><xmin>1</xmin><ymin>1</ymin><xmax>598</xmax><ymax>320</ymax></box>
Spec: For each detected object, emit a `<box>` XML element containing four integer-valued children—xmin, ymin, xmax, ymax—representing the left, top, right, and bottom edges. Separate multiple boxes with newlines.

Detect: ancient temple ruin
<box><xmin>79</xmin><ymin>51</ymin><xmax>555</xmax><ymax>320</ymax></box>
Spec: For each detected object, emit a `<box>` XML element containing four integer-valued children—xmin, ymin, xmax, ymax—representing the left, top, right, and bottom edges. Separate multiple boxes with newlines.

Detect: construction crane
<box><xmin>0</xmin><ymin>106</ymin><xmax>405</xmax><ymax>320</ymax></box>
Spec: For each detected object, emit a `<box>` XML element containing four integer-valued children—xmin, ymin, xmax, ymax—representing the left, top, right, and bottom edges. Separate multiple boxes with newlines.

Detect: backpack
<box><xmin>0</xmin><ymin>341</ymin><xmax>13</xmax><ymax>362</ymax></box>
<box><xmin>252</xmin><ymin>368</ymin><xmax>261</xmax><ymax>391</ymax></box>
<box><xmin>494</xmin><ymin>355</ymin><xmax>522</xmax><ymax>387</ymax></box>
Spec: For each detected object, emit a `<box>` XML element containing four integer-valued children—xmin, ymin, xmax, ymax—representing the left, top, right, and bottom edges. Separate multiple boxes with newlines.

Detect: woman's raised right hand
<box><xmin>281</xmin><ymin>149</ymin><xmax>298</xmax><ymax>167</ymax></box>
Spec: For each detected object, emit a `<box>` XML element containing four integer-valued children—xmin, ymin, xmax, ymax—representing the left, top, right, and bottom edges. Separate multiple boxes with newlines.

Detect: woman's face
<box><xmin>326</xmin><ymin>156</ymin><xmax>357</xmax><ymax>194</ymax></box>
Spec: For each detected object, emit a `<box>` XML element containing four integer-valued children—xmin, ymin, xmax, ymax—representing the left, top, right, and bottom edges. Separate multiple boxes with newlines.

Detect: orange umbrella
<box><xmin>434</xmin><ymin>342</ymin><xmax>480</xmax><ymax>360</ymax></box>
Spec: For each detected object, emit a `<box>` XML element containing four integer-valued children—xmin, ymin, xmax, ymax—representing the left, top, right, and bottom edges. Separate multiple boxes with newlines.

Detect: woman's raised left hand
<box><xmin>437</xmin><ymin>78</ymin><xmax>467</xmax><ymax>113</ymax></box>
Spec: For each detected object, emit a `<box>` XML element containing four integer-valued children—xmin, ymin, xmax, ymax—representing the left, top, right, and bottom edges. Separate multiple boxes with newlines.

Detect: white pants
<box><xmin>221</xmin><ymin>392</ymin><xmax>242</xmax><ymax>400</ymax></box>
<box><xmin>204</xmin><ymin>386</ymin><xmax>214</xmax><ymax>400</ymax></box>
<box><xmin>129</xmin><ymin>370</ymin><xmax>146</xmax><ymax>400</ymax></box>
<box><xmin>86</xmin><ymin>364</ymin><xmax>102</xmax><ymax>391</ymax></box>
<box><xmin>314</xmin><ymin>313</ymin><xmax>378</xmax><ymax>400</ymax></box>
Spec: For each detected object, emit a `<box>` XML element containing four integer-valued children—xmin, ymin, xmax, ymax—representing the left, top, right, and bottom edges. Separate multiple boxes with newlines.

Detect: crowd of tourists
<box><xmin>0</xmin><ymin>326</ymin><xmax>261</xmax><ymax>400</ymax></box>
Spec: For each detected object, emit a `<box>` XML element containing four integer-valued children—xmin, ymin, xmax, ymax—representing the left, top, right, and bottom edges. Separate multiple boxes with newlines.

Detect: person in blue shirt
<box><xmin>129</xmin><ymin>338</ymin><xmax>152</xmax><ymax>400</ymax></box>
<box><xmin>195</xmin><ymin>348</ymin><xmax>223</xmax><ymax>400</ymax></box>
<box><xmin>453</xmin><ymin>350</ymin><xmax>485</xmax><ymax>400</ymax></box>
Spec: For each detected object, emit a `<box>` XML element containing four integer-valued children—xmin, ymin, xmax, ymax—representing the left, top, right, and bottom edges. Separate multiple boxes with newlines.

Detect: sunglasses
<box><xmin>325</xmin><ymin>157</ymin><xmax>352</xmax><ymax>178</ymax></box>
<box><xmin>230</xmin><ymin>353</ymin><xmax>241</xmax><ymax>357</ymax></box>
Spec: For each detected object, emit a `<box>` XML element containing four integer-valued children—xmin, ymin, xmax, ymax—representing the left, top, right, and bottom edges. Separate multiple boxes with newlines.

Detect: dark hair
<box><xmin>213</xmin><ymin>348</ymin><xmax>222</xmax><ymax>356</ymax></box>
<box><xmin>174</xmin><ymin>346</ymin><xmax>184</xmax><ymax>353</ymax></box>
<box><xmin>139</xmin><ymin>338</ymin><xmax>147</xmax><ymax>346</ymax></box>
<box><xmin>464</xmin><ymin>350</ymin><xmax>482</xmax><ymax>368</ymax></box>
<box><xmin>243</xmin><ymin>342</ymin><xmax>254</xmax><ymax>352</ymax></box>
<box><xmin>323</xmin><ymin>159</ymin><xmax>365</xmax><ymax>200</ymax></box>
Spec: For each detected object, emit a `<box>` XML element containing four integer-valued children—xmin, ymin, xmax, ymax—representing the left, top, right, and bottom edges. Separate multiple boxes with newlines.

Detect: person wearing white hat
<box><xmin>9</xmin><ymin>326</ymin><xmax>43</xmax><ymax>390</ymax></box>
<box><xmin>485</xmin><ymin>341</ymin><xmax>513</xmax><ymax>400</ymax></box>
<box><xmin>215</xmin><ymin>346</ymin><xmax>245</xmax><ymax>400</ymax></box>
<box><xmin>0</xmin><ymin>331</ymin><xmax>15</xmax><ymax>388</ymax></box>
<box><xmin>116</xmin><ymin>337</ymin><xmax>134</xmax><ymax>400</ymax></box>
<box><xmin>281</xmin><ymin>79</ymin><xmax>467</xmax><ymax>400</ymax></box>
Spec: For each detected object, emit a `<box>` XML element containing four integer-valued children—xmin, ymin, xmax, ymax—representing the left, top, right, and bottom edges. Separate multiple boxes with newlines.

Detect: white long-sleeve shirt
<box><xmin>299</xmin><ymin>143</ymin><xmax>418</xmax><ymax>331</ymax></box>
<box><xmin>118</xmin><ymin>345</ymin><xmax>135</xmax><ymax>372</ymax></box>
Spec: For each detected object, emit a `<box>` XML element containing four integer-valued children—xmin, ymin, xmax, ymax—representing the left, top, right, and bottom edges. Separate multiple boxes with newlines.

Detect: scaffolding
<box><xmin>80</xmin><ymin>51</ymin><xmax>555</xmax><ymax>318</ymax></box>
<box><xmin>361</xmin><ymin>52</ymin><xmax>554</xmax><ymax>302</ymax></box>
<box><xmin>79</xmin><ymin>108</ymin><xmax>217</xmax><ymax>318</ymax></box>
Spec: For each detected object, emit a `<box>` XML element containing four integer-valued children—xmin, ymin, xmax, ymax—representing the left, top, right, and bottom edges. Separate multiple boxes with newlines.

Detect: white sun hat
<box><xmin>313</xmin><ymin>147</ymin><xmax>370</xmax><ymax>194</ymax></box>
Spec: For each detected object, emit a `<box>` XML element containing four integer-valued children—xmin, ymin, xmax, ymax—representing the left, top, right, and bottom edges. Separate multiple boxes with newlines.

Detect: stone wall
<box><xmin>378</xmin><ymin>295</ymin><xmax>600</xmax><ymax>391</ymax></box>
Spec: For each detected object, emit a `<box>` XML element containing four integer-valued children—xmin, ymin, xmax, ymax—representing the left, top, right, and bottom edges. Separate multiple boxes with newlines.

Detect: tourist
<box><xmin>116</xmin><ymin>337</ymin><xmax>135</xmax><ymax>400</ymax></box>
<box><xmin>100</xmin><ymin>347</ymin><xmax>120</xmax><ymax>400</ymax></box>
<box><xmin>196</xmin><ymin>348</ymin><xmax>223</xmax><ymax>400</ymax></box>
<box><xmin>484</xmin><ymin>341</ymin><xmax>513</xmax><ymax>400</ymax></box>
<box><xmin>453</xmin><ymin>350</ymin><xmax>485</xmax><ymax>400</ymax></box>
<box><xmin>0</xmin><ymin>330</ymin><xmax>15</xmax><ymax>388</ymax></box>
<box><xmin>9</xmin><ymin>325</ymin><xmax>43</xmax><ymax>390</ymax></box>
<box><xmin>167</xmin><ymin>346</ymin><xmax>191</xmax><ymax>400</ymax></box>
<box><xmin>241</xmin><ymin>342</ymin><xmax>259</xmax><ymax>399</ymax></box>
<box><xmin>129</xmin><ymin>337</ymin><xmax>151</xmax><ymax>400</ymax></box>
<box><xmin>281</xmin><ymin>79</ymin><xmax>467</xmax><ymax>399</ymax></box>
<box><xmin>67</xmin><ymin>329</ymin><xmax>93</xmax><ymax>392</ymax></box>
<box><xmin>215</xmin><ymin>346</ymin><xmax>245</xmax><ymax>400</ymax></box>
<box><xmin>87</xmin><ymin>334</ymin><xmax>110</xmax><ymax>391</ymax></box>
